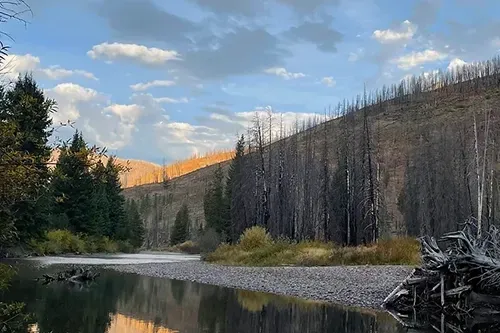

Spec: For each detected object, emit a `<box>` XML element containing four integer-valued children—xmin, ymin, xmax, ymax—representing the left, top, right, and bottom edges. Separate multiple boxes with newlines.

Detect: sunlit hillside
<box><xmin>49</xmin><ymin>149</ymin><xmax>234</xmax><ymax>188</ymax></box>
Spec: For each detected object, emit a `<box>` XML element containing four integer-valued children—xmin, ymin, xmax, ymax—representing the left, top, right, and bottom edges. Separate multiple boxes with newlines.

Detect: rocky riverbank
<box><xmin>108</xmin><ymin>261</ymin><xmax>412</xmax><ymax>308</ymax></box>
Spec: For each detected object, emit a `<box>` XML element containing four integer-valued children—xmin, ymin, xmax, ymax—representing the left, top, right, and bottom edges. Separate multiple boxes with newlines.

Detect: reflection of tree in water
<box><xmin>197</xmin><ymin>285</ymin><xmax>408</xmax><ymax>333</ymax></box>
<box><xmin>170</xmin><ymin>279</ymin><xmax>185</xmax><ymax>305</ymax></box>
<box><xmin>8</xmin><ymin>266</ymin><xmax>408</xmax><ymax>333</ymax></box>
<box><xmin>33</xmin><ymin>270</ymin><xmax>137</xmax><ymax>333</ymax></box>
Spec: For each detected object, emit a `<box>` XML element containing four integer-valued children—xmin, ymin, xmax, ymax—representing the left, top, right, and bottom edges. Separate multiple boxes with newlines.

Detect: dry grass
<box><xmin>207</xmin><ymin>227</ymin><xmax>420</xmax><ymax>266</ymax></box>
<box><xmin>164</xmin><ymin>240</ymin><xmax>201</xmax><ymax>254</ymax></box>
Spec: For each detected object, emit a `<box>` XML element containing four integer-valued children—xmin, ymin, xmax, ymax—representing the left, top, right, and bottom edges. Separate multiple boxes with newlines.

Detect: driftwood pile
<box><xmin>38</xmin><ymin>267</ymin><xmax>100</xmax><ymax>285</ymax></box>
<box><xmin>384</xmin><ymin>223</ymin><xmax>500</xmax><ymax>332</ymax></box>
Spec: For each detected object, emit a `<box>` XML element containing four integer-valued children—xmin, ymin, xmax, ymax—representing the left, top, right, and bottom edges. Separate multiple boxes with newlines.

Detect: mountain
<box><xmin>124</xmin><ymin>59</ymin><xmax>500</xmax><ymax>247</ymax></box>
<box><xmin>49</xmin><ymin>150</ymin><xmax>234</xmax><ymax>189</ymax></box>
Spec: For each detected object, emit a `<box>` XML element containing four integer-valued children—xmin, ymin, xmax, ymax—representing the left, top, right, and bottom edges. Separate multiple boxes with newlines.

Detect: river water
<box><xmin>2</xmin><ymin>253</ymin><xmax>409</xmax><ymax>333</ymax></box>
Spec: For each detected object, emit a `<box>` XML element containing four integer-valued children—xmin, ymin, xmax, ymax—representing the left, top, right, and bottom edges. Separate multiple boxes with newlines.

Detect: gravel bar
<box><xmin>109</xmin><ymin>261</ymin><xmax>412</xmax><ymax>308</ymax></box>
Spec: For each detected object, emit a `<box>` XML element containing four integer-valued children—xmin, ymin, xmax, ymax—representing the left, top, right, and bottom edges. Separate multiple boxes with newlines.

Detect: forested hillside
<box><xmin>125</xmin><ymin>57</ymin><xmax>500</xmax><ymax>248</ymax></box>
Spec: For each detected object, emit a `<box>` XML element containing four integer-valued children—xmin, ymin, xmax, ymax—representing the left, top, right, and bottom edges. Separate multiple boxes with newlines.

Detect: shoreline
<box><xmin>108</xmin><ymin>261</ymin><xmax>412</xmax><ymax>309</ymax></box>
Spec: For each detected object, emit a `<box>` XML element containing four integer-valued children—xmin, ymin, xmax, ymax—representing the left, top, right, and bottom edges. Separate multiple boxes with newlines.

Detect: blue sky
<box><xmin>3</xmin><ymin>0</ymin><xmax>500</xmax><ymax>163</ymax></box>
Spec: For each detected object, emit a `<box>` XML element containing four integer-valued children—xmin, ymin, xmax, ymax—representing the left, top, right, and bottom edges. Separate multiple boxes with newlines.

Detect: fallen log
<box><xmin>37</xmin><ymin>267</ymin><xmax>99</xmax><ymax>285</ymax></box>
<box><xmin>384</xmin><ymin>221</ymin><xmax>500</xmax><ymax>331</ymax></box>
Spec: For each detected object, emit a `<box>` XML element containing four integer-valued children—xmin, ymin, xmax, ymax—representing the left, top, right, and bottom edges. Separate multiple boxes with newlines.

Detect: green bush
<box><xmin>238</xmin><ymin>226</ymin><xmax>272</xmax><ymax>251</ymax></box>
<box><xmin>30</xmin><ymin>230</ymin><xmax>134</xmax><ymax>255</ymax></box>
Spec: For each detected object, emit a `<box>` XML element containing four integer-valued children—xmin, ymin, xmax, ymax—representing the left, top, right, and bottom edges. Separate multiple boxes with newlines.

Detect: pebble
<box><xmin>108</xmin><ymin>261</ymin><xmax>413</xmax><ymax>309</ymax></box>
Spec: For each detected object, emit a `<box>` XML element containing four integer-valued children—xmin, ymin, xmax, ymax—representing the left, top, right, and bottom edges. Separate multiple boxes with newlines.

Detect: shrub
<box><xmin>199</xmin><ymin>228</ymin><xmax>220</xmax><ymax>256</ymax></box>
<box><xmin>238</xmin><ymin>226</ymin><xmax>272</xmax><ymax>251</ymax></box>
<box><xmin>178</xmin><ymin>241</ymin><xmax>200</xmax><ymax>254</ymax></box>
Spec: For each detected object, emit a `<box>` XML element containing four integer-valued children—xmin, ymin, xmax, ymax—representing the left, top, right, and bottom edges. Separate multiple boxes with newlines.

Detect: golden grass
<box><xmin>207</xmin><ymin>227</ymin><xmax>420</xmax><ymax>267</ymax></box>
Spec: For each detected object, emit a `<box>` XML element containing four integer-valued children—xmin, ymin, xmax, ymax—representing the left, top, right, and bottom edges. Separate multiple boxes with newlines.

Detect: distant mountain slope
<box><xmin>49</xmin><ymin>149</ymin><xmax>234</xmax><ymax>188</ymax></box>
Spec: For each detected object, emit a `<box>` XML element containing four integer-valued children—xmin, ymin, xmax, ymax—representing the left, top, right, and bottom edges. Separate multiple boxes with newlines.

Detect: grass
<box><xmin>30</xmin><ymin>229</ymin><xmax>135</xmax><ymax>255</ymax></box>
<box><xmin>206</xmin><ymin>226</ymin><xmax>421</xmax><ymax>267</ymax></box>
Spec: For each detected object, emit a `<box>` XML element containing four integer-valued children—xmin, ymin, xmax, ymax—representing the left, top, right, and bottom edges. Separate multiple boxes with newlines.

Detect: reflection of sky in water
<box><xmin>24</xmin><ymin>252</ymin><xmax>199</xmax><ymax>265</ymax></box>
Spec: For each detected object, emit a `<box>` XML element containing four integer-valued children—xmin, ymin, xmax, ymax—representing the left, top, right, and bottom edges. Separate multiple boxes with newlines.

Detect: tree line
<box><xmin>0</xmin><ymin>74</ymin><xmax>145</xmax><ymax>254</ymax></box>
<box><xmin>202</xmin><ymin>56</ymin><xmax>500</xmax><ymax>245</ymax></box>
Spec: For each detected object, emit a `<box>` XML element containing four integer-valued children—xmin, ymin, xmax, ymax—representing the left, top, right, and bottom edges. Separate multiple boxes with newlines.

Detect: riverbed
<box><xmin>3</xmin><ymin>253</ymin><xmax>411</xmax><ymax>333</ymax></box>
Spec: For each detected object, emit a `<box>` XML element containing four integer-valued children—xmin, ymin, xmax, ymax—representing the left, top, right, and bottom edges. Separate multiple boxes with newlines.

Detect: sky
<box><xmin>2</xmin><ymin>0</ymin><xmax>500</xmax><ymax>163</ymax></box>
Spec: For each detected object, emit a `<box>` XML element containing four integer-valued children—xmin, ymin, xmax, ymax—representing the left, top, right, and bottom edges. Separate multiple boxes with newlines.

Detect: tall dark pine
<box><xmin>2</xmin><ymin>74</ymin><xmax>55</xmax><ymax>240</ymax></box>
<box><xmin>126</xmin><ymin>199</ymin><xmax>145</xmax><ymax>248</ymax></box>
<box><xmin>51</xmin><ymin>131</ymin><xmax>95</xmax><ymax>234</ymax></box>
<box><xmin>171</xmin><ymin>203</ymin><xmax>190</xmax><ymax>245</ymax></box>
<box><xmin>104</xmin><ymin>157</ymin><xmax>127</xmax><ymax>240</ymax></box>
<box><xmin>203</xmin><ymin>164</ymin><xmax>228</xmax><ymax>238</ymax></box>
<box><xmin>225</xmin><ymin>135</ymin><xmax>245</xmax><ymax>243</ymax></box>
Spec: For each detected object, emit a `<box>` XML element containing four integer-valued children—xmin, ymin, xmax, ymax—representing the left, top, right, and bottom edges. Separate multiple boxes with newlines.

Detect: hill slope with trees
<box><xmin>124</xmin><ymin>57</ymin><xmax>500</xmax><ymax>248</ymax></box>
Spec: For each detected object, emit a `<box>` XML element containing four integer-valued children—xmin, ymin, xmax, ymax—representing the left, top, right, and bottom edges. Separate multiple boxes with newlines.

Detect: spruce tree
<box><xmin>51</xmin><ymin>131</ymin><xmax>95</xmax><ymax>234</ymax></box>
<box><xmin>204</xmin><ymin>163</ymin><xmax>230</xmax><ymax>240</ymax></box>
<box><xmin>127</xmin><ymin>200</ymin><xmax>145</xmax><ymax>248</ymax></box>
<box><xmin>104</xmin><ymin>157</ymin><xmax>127</xmax><ymax>240</ymax></box>
<box><xmin>171</xmin><ymin>204</ymin><xmax>190</xmax><ymax>245</ymax></box>
<box><xmin>2</xmin><ymin>75</ymin><xmax>55</xmax><ymax>240</ymax></box>
<box><xmin>225</xmin><ymin>135</ymin><xmax>245</xmax><ymax>242</ymax></box>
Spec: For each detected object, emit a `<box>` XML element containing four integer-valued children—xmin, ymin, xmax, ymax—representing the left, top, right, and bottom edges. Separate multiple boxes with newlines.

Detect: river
<box><xmin>2</xmin><ymin>253</ymin><xmax>410</xmax><ymax>333</ymax></box>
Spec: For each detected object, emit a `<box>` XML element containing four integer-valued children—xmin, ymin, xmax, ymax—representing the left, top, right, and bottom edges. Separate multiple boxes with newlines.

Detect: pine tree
<box><xmin>104</xmin><ymin>157</ymin><xmax>127</xmax><ymax>240</ymax></box>
<box><xmin>51</xmin><ymin>131</ymin><xmax>95</xmax><ymax>234</ymax></box>
<box><xmin>203</xmin><ymin>164</ymin><xmax>228</xmax><ymax>238</ymax></box>
<box><xmin>89</xmin><ymin>161</ymin><xmax>110</xmax><ymax>236</ymax></box>
<box><xmin>225</xmin><ymin>135</ymin><xmax>245</xmax><ymax>242</ymax></box>
<box><xmin>171</xmin><ymin>203</ymin><xmax>190</xmax><ymax>245</ymax></box>
<box><xmin>127</xmin><ymin>200</ymin><xmax>145</xmax><ymax>248</ymax></box>
<box><xmin>1</xmin><ymin>74</ymin><xmax>55</xmax><ymax>240</ymax></box>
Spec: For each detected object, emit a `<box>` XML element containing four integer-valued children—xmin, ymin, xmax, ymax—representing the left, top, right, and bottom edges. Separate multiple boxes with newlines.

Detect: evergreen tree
<box><xmin>225</xmin><ymin>135</ymin><xmax>245</xmax><ymax>242</ymax></box>
<box><xmin>89</xmin><ymin>161</ymin><xmax>110</xmax><ymax>236</ymax></box>
<box><xmin>203</xmin><ymin>164</ymin><xmax>228</xmax><ymax>238</ymax></box>
<box><xmin>171</xmin><ymin>204</ymin><xmax>190</xmax><ymax>245</ymax></box>
<box><xmin>103</xmin><ymin>157</ymin><xmax>127</xmax><ymax>239</ymax></box>
<box><xmin>51</xmin><ymin>131</ymin><xmax>95</xmax><ymax>234</ymax></box>
<box><xmin>126</xmin><ymin>199</ymin><xmax>145</xmax><ymax>248</ymax></box>
<box><xmin>1</xmin><ymin>75</ymin><xmax>55</xmax><ymax>240</ymax></box>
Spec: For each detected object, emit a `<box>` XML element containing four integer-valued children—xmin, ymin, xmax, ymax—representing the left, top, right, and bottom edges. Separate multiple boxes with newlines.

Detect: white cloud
<box><xmin>320</xmin><ymin>76</ymin><xmax>336</xmax><ymax>87</ymax></box>
<box><xmin>103</xmin><ymin>104</ymin><xmax>144</xmax><ymax>124</ymax></box>
<box><xmin>393</xmin><ymin>49</ymin><xmax>447</xmax><ymax>70</ymax></box>
<box><xmin>46</xmin><ymin>83</ymin><xmax>100</xmax><ymax>124</ymax></box>
<box><xmin>130</xmin><ymin>80</ymin><xmax>176</xmax><ymax>91</ymax></box>
<box><xmin>373</xmin><ymin>20</ymin><xmax>417</xmax><ymax>44</ymax></box>
<box><xmin>87</xmin><ymin>42</ymin><xmax>180</xmax><ymax>66</ymax></box>
<box><xmin>154</xmin><ymin>96</ymin><xmax>189</xmax><ymax>104</ymax></box>
<box><xmin>447</xmin><ymin>58</ymin><xmax>467</xmax><ymax>71</ymax></box>
<box><xmin>263</xmin><ymin>67</ymin><xmax>306</xmax><ymax>80</ymax></box>
<box><xmin>2</xmin><ymin>54</ymin><xmax>97</xmax><ymax>81</ymax></box>
<box><xmin>46</xmin><ymin>83</ymin><xmax>168</xmax><ymax>150</ymax></box>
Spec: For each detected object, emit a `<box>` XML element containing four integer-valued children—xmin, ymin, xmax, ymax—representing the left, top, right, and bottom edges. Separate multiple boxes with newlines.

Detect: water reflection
<box><xmin>4</xmin><ymin>264</ymin><xmax>405</xmax><ymax>333</ymax></box>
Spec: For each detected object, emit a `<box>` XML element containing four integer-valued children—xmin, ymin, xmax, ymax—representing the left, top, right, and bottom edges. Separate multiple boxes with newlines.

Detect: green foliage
<box><xmin>125</xmin><ymin>199</ymin><xmax>145</xmax><ymax>248</ymax></box>
<box><xmin>0</xmin><ymin>302</ymin><xmax>33</xmax><ymax>332</ymax></box>
<box><xmin>170</xmin><ymin>204</ymin><xmax>190</xmax><ymax>245</ymax></box>
<box><xmin>0</xmin><ymin>264</ymin><xmax>15</xmax><ymax>290</ymax></box>
<box><xmin>0</xmin><ymin>75</ymin><xmax>56</xmax><ymax>249</ymax></box>
<box><xmin>225</xmin><ymin>135</ymin><xmax>245</xmax><ymax>242</ymax></box>
<box><xmin>203</xmin><ymin>164</ymin><xmax>230</xmax><ymax>240</ymax></box>
<box><xmin>238</xmin><ymin>226</ymin><xmax>272</xmax><ymax>251</ymax></box>
<box><xmin>207</xmin><ymin>227</ymin><xmax>420</xmax><ymax>266</ymax></box>
<box><xmin>48</xmin><ymin>132</ymin><xmax>142</xmax><ymax>252</ymax></box>
<box><xmin>30</xmin><ymin>229</ymin><xmax>128</xmax><ymax>255</ymax></box>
